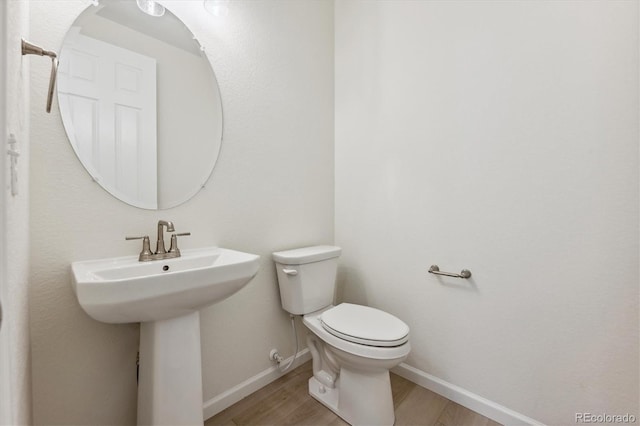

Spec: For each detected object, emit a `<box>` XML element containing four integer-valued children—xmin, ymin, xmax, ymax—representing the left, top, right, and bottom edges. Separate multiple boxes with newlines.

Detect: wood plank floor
<box><xmin>206</xmin><ymin>362</ymin><xmax>501</xmax><ymax>426</ymax></box>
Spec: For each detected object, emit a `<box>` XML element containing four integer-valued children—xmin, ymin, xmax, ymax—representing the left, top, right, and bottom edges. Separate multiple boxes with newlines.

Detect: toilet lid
<box><xmin>320</xmin><ymin>303</ymin><xmax>409</xmax><ymax>347</ymax></box>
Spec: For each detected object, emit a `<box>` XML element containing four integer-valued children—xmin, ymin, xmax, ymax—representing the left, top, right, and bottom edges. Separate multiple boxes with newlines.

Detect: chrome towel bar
<box><xmin>21</xmin><ymin>39</ymin><xmax>58</xmax><ymax>113</ymax></box>
<box><xmin>428</xmin><ymin>265</ymin><xmax>472</xmax><ymax>279</ymax></box>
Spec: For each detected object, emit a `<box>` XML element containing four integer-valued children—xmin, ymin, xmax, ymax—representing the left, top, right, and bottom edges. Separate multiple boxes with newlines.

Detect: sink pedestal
<box><xmin>138</xmin><ymin>311</ymin><xmax>204</xmax><ymax>425</ymax></box>
<box><xmin>71</xmin><ymin>247</ymin><xmax>260</xmax><ymax>425</ymax></box>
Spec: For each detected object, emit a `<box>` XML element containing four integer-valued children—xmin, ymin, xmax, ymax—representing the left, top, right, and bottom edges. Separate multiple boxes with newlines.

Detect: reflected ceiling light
<box><xmin>203</xmin><ymin>0</ymin><xmax>230</xmax><ymax>17</ymax></box>
<box><xmin>136</xmin><ymin>0</ymin><xmax>166</xmax><ymax>17</ymax></box>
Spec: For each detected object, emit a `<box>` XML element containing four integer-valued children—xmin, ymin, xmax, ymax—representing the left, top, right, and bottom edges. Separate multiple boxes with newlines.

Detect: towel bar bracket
<box><xmin>21</xmin><ymin>39</ymin><xmax>58</xmax><ymax>113</ymax></box>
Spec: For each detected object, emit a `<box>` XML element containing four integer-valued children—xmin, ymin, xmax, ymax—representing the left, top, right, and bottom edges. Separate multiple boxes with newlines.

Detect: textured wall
<box><xmin>29</xmin><ymin>1</ymin><xmax>334</xmax><ymax>424</ymax></box>
<box><xmin>1</xmin><ymin>0</ymin><xmax>31</xmax><ymax>424</ymax></box>
<box><xmin>335</xmin><ymin>1</ymin><xmax>639</xmax><ymax>424</ymax></box>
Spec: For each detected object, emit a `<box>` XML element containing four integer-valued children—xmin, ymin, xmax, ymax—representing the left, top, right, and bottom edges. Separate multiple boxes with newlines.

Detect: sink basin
<box><xmin>71</xmin><ymin>246</ymin><xmax>260</xmax><ymax>425</ymax></box>
<box><xmin>71</xmin><ymin>247</ymin><xmax>260</xmax><ymax>323</ymax></box>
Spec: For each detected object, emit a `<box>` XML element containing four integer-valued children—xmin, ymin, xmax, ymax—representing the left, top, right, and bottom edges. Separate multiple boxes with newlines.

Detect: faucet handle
<box><xmin>168</xmin><ymin>232</ymin><xmax>191</xmax><ymax>255</ymax></box>
<box><xmin>125</xmin><ymin>235</ymin><xmax>153</xmax><ymax>261</ymax></box>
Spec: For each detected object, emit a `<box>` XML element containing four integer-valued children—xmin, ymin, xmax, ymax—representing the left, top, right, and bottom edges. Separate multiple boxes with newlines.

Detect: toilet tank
<box><xmin>272</xmin><ymin>246</ymin><xmax>342</xmax><ymax>315</ymax></box>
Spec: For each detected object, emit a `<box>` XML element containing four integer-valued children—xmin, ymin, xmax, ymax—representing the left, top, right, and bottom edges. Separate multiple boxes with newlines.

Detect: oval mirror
<box><xmin>57</xmin><ymin>0</ymin><xmax>223</xmax><ymax>209</ymax></box>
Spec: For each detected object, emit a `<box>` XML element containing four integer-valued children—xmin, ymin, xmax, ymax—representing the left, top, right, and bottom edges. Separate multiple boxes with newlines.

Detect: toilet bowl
<box><xmin>272</xmin><ymin>246</ymin><xmax>411</xmax><ymax>426</ymax></box>
<box><xmin>303</xmin><ymin>304</ymin><xmax>410</xmax><ymax>425</ymax></box>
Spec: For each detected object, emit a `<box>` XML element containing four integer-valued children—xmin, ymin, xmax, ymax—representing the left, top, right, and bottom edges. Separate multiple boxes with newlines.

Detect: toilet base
<box><xmin>309</xmin><ymin>370</ymin><xmax>395</xmax><ymax>426</ymax></box>
<box><xmin>309</xmin><ymin>376</ymin><xmax>339</xmax><ymax>415</ymax></box>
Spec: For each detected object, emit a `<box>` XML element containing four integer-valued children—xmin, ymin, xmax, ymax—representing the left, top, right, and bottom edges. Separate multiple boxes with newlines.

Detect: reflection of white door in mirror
<box><xmin>58</xmin><ymin>27</ymin><xmax>158</xmax><ymax>209</ymax></box>
<box><xmin>58</xmin><ymin>0</ymin><xmax>223</xmax><ymax>210</ymax></box>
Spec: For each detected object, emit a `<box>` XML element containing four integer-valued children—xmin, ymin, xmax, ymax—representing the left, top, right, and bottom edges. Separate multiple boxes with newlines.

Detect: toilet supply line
<box><xmin>270</xmin><ymin>314</ymin><xmax>300</xmax><ymax>373</ymax></box>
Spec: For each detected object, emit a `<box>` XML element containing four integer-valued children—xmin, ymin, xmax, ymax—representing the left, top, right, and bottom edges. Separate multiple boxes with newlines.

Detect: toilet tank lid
<box><xmin>272</xmin><ymin>245</ymin><xmax>342</xmax><ymax>264</ymax></box>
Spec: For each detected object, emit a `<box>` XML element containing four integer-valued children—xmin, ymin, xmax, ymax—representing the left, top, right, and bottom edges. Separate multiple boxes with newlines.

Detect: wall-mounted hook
<box><xmin>21</xmin><ymin>39</ymin><xmax>58</xmax><ymax>113</ymax></box>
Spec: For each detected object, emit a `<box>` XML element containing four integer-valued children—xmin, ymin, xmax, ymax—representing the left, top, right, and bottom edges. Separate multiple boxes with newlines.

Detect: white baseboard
<box><xmin>203</xmin><ymin>349</ymin><xmax>311</xmax><ymax>420</ymax></box>
<box><xmin>392</xmin><ymin>363</ymin><xmax>545</xmax><ymax>426</ymax></box>
<box><xmin>202</xmin><ymin>352</ymin><xmax>544</xmax><ymax>425</ymax></box>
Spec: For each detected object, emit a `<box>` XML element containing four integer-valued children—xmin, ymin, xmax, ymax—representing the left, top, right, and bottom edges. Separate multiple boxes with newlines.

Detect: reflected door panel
<box><xmin>58</xmin><ymin>27</ymin><xmax>158</xmax><ymax>209</ymax></box>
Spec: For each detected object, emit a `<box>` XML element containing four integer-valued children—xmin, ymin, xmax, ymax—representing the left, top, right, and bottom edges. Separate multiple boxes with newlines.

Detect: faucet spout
<box><xmin>158</xmin><ymin>220</ymin><xmax>175</xmax><ymax>233</ymax></box>
<box><xmin>156</xmin><ymin>220</ymin><xmax>175</xmax><ymax>254</ymax></box>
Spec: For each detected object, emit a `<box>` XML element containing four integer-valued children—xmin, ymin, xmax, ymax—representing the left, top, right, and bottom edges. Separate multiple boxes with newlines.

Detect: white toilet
<box><xmin>273</xmin><ymin>245</ymin><xmax>411</xmax><ymax>426</ymax></box>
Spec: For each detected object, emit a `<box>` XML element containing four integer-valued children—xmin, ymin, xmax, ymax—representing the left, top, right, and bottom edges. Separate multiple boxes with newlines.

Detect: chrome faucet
<box><xmin>156</xmin><ymin>220</ymin><xmax>175</xmax><ymax>255</ymax></box>
<box><xmin>126</xmin><ymin>220</ymin><xmax>190</xmax><ymax>262</ymax></box>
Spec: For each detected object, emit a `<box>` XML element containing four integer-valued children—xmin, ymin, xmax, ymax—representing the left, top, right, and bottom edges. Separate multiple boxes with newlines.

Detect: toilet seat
<box><xmin>320</xmin><ymin>303</ymin><xmax>409</xmax><ymax>347</ymax></box>
<box><xmin>303</xmin><ymin>307</ymin><xmax>410</xmax><ymax>361</ymax></box>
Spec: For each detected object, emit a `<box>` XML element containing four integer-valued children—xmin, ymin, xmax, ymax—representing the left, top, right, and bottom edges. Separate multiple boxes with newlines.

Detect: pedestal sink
<box><xmin>71</xmin><ymin>247</ymin><xmax>260</xmax><ymax>425</ymax></box>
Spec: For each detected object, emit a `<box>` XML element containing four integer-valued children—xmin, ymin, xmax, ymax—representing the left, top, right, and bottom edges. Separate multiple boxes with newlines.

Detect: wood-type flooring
<box><xmin>206</xmin><ymin>361</ymin><xmax>501</xmax><ymax>426</ymax></box>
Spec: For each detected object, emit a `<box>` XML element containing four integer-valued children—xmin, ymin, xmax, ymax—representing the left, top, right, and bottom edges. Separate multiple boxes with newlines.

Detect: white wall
<box><xmin>335</xmin><ymin>1</ymin><xmax>639</xmax><ymax>425</ymax></box>
<box><xmin>1</xmin><ymin>0</ymin><xmax>32</xmax><ymax>424</ymax></box>
<box><xmin>28</xmin><ymin>0</ymin><xmax>638</xmax><ymax>424</ymax></box>
<box><xmin>0</xmin><ymin>1</ymin><xmax>6</xmax><ymax>417</ymax></box>
<box><xmin>28</xmin><ymin>0</ymin><xmax>333</xmax><ymax>424</ymax></box>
